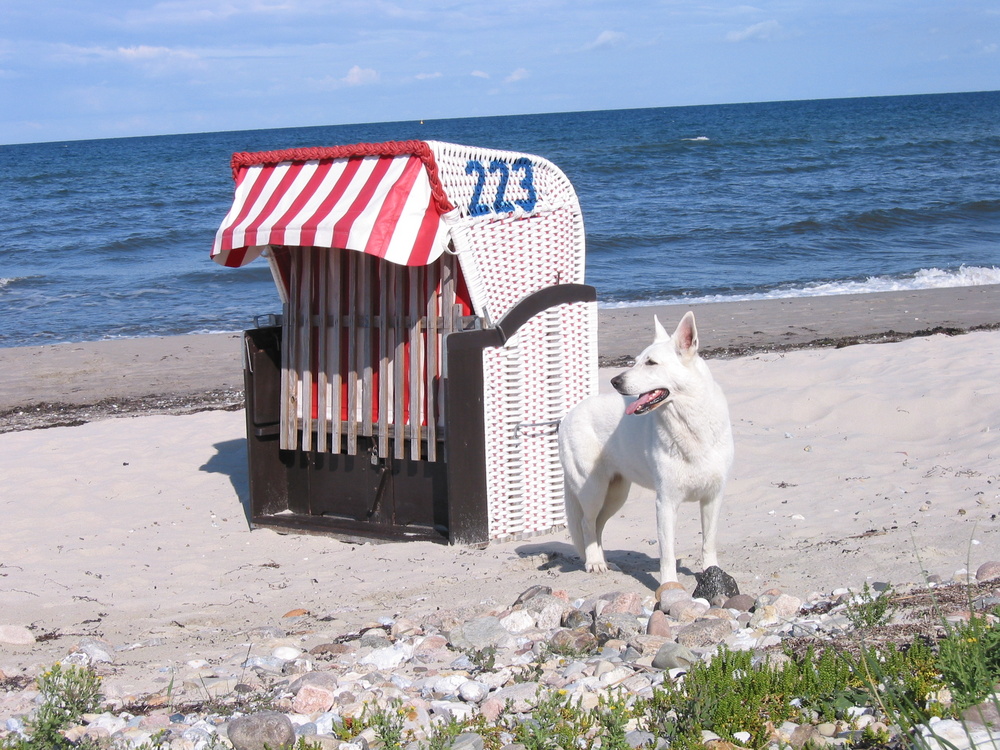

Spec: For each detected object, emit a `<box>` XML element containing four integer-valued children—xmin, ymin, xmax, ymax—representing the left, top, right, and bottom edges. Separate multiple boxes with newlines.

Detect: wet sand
<box><xmin>2</xmin><ymin>285</ymin><xmax>1000</xmax><ymax>432</ymax></box>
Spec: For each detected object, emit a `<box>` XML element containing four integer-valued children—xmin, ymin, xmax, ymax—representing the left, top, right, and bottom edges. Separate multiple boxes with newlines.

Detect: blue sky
<box><xmin>2</xmin><ymin>1</ymin><xmax>998</xmax><ymax>145</ymax></box>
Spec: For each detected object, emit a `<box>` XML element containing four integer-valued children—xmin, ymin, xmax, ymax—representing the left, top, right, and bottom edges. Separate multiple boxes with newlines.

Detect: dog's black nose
<box><xmin>610</xmin><ymin>373</ymin><xmax>624</xmax><ymax>391</ymax></box>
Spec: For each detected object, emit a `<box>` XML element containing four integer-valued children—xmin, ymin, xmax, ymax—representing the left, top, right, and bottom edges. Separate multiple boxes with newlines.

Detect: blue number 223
<box><xmin>465</xmin><ymin>157</ymin><xmax>537</xmax><ymax>216</ymax></box>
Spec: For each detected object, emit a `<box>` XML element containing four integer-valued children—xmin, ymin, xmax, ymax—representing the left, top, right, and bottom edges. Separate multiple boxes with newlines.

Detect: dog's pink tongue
<box><xmin>626</xmin><ymin>392</ymin><xmax>657</xmax><ymax>415</ymax></box>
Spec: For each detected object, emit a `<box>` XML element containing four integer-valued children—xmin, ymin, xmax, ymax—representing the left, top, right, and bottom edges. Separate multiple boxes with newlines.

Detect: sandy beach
<box><xmin>0</xmin><ymin>286</ymin><xmax>999</xmax><ymax>706</ymax></box>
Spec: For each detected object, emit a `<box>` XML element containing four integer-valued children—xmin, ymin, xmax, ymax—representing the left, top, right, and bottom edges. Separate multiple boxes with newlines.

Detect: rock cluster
<box><xmin>1</xmin><ymin>562</ymin><xmax>999</xmax><ymax>749</ymax></box>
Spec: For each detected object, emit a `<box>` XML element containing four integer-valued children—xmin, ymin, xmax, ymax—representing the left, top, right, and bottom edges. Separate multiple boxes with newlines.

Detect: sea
<box><xmin>2</xmin><ymin>90</ymin><xmax>999</xmax><ymax>349</ymax></box>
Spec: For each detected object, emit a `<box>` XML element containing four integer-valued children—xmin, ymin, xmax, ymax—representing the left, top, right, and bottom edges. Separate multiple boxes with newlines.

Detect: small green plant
<box><xmin>513</xmin><ymin>655</ymin><xmax>546</xmax><ymax>684</ymax></box>
<box><xmin>844</xmin><ymin>582</ymin><xmax>896</xmax><ymax>630</ymax></box>
<box><xmin>647</xmin><ymin>646</ymin><xmax>801</xmax><ymax>747</ymax></box>
<box><xmin>423</xmin><ymin>714</ymin><xmax>467</xmax><ymax>750</ymax></box>
<box><xmin>1</xmin><ymin>663</ymin><xmax>103</xmax><ymax>749</ymax></box>
<box><xmin>858</xmin><ymin>721</ymin><xmax>892</xmax><ymax>748</ymax></box>
<box><xmin>643</xmin><ymin>639</ymin><xmax>948</xmax><ymax>748</ymax></box>
<box><xmin>793</xmin><ymin>645</ymin><xmax>871</xmax><ymax>722</ymax></box>
<box><xmin>464</xmin><ymin>645</ymin><xmax>497</xmax><ymax>673</ymax></box>
<box><xmin>364</xmin><ymin>699</ymin><xmax>408</xmax><ymax>749</ymax></box>
<box><xmin>544</xmin><ymin>638</ymin><xmax>598</xmax><ymax>661</ymax></box>
<box><xmin>509</xmin><ymin>689</ymin><xmax>595</xmax><ymax>750</ymax></box>
<box><xmin>591</xmin><ymin>694</ymin><xmax>634</xmax><ymax>750</ymax></box>
<box><xmin>935</xmin><ymin>611</ymin><xmax>1000</xmax><ymax>710</ymax></box>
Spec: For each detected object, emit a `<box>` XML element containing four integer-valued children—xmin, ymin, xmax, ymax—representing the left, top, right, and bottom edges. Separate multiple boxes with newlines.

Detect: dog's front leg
<box><xmin>655</xmin><ymin>492</ymin><xmax>680</xmax><ymax>583</ymax></box>
<box><xmin>700</xmin><ymin>492</ymin><xmax>723</xmax><ymax>571</ymax></box>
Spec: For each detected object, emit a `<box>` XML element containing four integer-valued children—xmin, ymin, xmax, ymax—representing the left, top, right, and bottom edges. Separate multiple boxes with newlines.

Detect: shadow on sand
<box><xmin>514</xmin><ymin>541</ymin><xmax>695</xmax><ymax>591</ymax></box>
<box><xmin>199</xmin><ymin>438</ymin><xmax>251</xmax><ymax>527</ymax></box>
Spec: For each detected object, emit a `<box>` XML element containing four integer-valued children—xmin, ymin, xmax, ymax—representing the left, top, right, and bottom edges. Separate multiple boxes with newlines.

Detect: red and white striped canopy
<box><xmin>211</xmin><ymin>141</ymin><xmax>456</xmax><ymax>268</ymax></box>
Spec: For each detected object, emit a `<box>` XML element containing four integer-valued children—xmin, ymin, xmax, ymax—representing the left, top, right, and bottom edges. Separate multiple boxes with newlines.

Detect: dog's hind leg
<box><xmin>583</xmin><ymin>475</ymin><xmax>629</xmax><ymax>573</ymax></box>
<box><xmin>699</xmin><ymin>492</ymin><xmax>724</xmax><ymax>571</ymax></box>
<box><xmin>562</xmin><ymin>473</ymin><xmax>607</xmax><ymax>572</ymax></box>
<box><xmin>572</xmin><ymin>475</ymin><xmax>628</xmax><ymax>573</ymax></box>
<box><xmin>562</xmin><ymin>485</ymin><xmax>586</xmax><ymax>560</ymax></box>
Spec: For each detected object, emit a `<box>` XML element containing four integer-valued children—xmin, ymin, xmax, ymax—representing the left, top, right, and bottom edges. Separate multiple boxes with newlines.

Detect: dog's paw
<box><xmin>585</xmin><ymin>561</ymin><xmax>621</xmax><ymax>574</ymax></box>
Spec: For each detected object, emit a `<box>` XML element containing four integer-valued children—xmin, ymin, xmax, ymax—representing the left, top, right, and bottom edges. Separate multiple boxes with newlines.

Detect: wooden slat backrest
<box><xmin>345</xmin><ymin>250</ymin><xmax>360</xmax><ymax>455</ymax></box>
<box><xmin>424</xmin><ymin>261</ymin><xmax>439</xmax><ymax>462</ymax></box>
<box><xmin>298</xmin><ymin>248</ymin><xmax>314</xmax><ymax>453</ymax></box>
<box><xmin>377</xmin><ymin>262</ymin><xmax>390</xmax><ymax>458</ymax></box>
<box><xmin>407</xmin><ymin>268</ymin><xmax>423</xmax><ymax>460</ymax></box>
<box><xmin>278</xmin><ymin>248</ymin><xmax>461</xmax><ymax>460</ymax></box>
<box><xmin>359</xmin><ymin>253</ymin><xmax>374</xmax><ymax>442</ymax></box>
<box><xmin>391</xmin><ymin>264</ymin><xmax>406</xmax><ymax>460</ymax></box>
<box><xmin>315</xmin><ymin>247</ymin><xmax>329</xmax><ymax>453</ymax></box>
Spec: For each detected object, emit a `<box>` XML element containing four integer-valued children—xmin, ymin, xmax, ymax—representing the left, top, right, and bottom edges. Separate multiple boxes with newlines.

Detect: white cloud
<box><xmin>124</xmin><ymin>0</ymin><xmax>297</xmax><ymax>25</ymax></box>
<box><xmin>117</xmin><ymin>45</ymin><xmax>199</xmax><ymax>61</ymax></box>
<box><xmin>343</xmin><ymin>64</ymin><xmax>378</xmax><ymax>86</ymax></box>
<box><xmin>415</xmin><ymin>72</ymin><xmax>442</xmax><ymax>80</ymax></box>
<box><xmin>504</xmin><ymin>67</ymin><xmax>529</xmax><ymax>83</ymax></box>
<box><xmin>56</xmin><ymin>44</ymin><xmax>200</xmax><ymax>64</ymax></box>
<box><xmin>583</xmin><ymin>30</ymin><xmax>626</xmax><ymax>51</ymax></box>
<box><xmin>726</xmin><ymin>20</ymin><xmax>782</xmax><ymax>42</ymax></box>
<box><xmin>471</xmin><ymin>70</ymin><xmax>490</xmax><ymax>79</ymax></box>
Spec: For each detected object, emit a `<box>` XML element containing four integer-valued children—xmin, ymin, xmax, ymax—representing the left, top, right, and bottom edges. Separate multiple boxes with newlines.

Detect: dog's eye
<box><xmin>645</xmin><ymin>359</ymin><xmax>658</xmax><ymax>366</ymax></box>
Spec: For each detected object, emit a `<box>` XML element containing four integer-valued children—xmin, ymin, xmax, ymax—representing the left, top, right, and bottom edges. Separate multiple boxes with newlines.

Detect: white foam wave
<box><xmin>600</xmin><ymin>265</ymin><xmax>1000</xmax><ymax>308</ymax></box>
<box><xmin>683</xmin><ymin>136</ymin><xmax>710</xmax><ymax>141</ymax></box>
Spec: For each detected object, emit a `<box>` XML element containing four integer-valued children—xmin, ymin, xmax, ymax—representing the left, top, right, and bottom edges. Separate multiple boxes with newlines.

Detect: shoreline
<box><xmin>2</xmin><ymin>284</ymin><xmax>1000</xmax><ymax>432</ymax></box>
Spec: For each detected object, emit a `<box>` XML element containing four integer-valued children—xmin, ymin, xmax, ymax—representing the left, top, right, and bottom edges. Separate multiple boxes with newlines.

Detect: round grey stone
<box><xmin>562</xmin><ymin>609</ymin><xmax>593</xmax><ymax>629</ymax></box>
<box><xmin>449</xmin><ymin>732</ymin><xmax>486</xmax><ymax>750</ymax></box>
<box><xmin>976</xmin><ymin>560</ymin><xmax>1000</xmax><ymax>582</ymax></box>
<box><xmin>723</xmin><ymin>594</ymin><xmax>756</xmax><ymax>612</ymax></box>
<box><xmin>675</xmin><ymin>619</ymin><xmax>733</xmax><ymax>648</ymax></box>
<box><xmin>593</xmin><ymin>612</ymin><xmax>643</xmax><ymax>643</ymax></box>
<box><xmin>651</xmin><ymin>642</ymin><xmax>698</xmax><ymax>670</ymax></box>
<box><xmin>448</xmin><ymin>616</ymin><xmax>515</xmax><ymax>651</ymax></box>
<box><xmin>227</xmin><ymin>711</ymin><xmax>296</xmax><ymax>750</ymax></box>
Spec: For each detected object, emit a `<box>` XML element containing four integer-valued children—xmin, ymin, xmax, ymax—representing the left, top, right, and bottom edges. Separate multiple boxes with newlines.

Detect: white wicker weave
<box><xmin>426</xmin><ymin>141</ymin><xmax>587</xmax><ymax>320</ymax></box>
<box><xmin>426</xmin><ymin>142</ymin><xmax>596</xmax><ymax>540</ymax></box>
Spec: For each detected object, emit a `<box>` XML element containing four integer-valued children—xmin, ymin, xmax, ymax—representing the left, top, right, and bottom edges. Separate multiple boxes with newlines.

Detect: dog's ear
<box><xmin>673</xmin><ymin>311</ymin><xmax>699</xmax><ymax>358</ymax></box>
<box><xmin>653</xmin><ymin>315</ymin><xmax>670</xmax><ymax>342</ymax></box>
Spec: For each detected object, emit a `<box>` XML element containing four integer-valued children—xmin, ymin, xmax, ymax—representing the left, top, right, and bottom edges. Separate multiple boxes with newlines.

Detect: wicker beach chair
<box><xmin>212</xmin><ymin>140</ymin><xmax>596</xmax><ymax>544</ymax></box>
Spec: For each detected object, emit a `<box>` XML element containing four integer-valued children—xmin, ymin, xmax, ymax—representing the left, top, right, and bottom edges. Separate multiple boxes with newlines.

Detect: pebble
<box><xmin>448</xmin><ymin>616</ymin><xmax>515</xmax><ymax>651</ymax></box>
<box><xmin>693</xmin><ymin>565</ymin><xmax>741</xmax><ymax>601</ymax></box>
<box><xmin>976</xmin><ymin>560</ymin><xmax>1000</xmax><ymax>582</ymax></box>
<box><xmin>723</xmin><ymin>594</ymin><xmax>756</xmax><ymax>612</ymax></box>
<box><xmin>0</xmin><ymin>625</ymin><xmax>35</xmax><ymax>646</ymax></box>
<box><xmin>918</xmin><ymin>717</ymin><xmax>1000</xmax><ymax>750</ymax></box>
<box><xmin>651</xmin><ymin>642</ymin><xmax>697</xmax><ymax>670</ymax></box>
<box><xmin>646</xmin><ymin>610</ymin><xmax>673</xmax><ymax>637</ymax></box>
<box><xmin>75</xmin><ymin>637</ymin><xmax>115</xmax><ymax>664</ymax></box>
<box><xmin>594</xmin><ymin>612</ymin><xmax>643</xmax><ymax>642</ymax></box>
<box><xmin>675</xmin><ymin>618</ymin><xmax>734</xmax><ymax>648</ymax></box>
<box><xmin>658</xmin><ymin>588</ymin><xmax>692</xmax><ymax>610</ymax></box>
<box><xmin>228</xmin><ymin>711</ymin><xmax>296</xmax><ymax>750</ymax></box>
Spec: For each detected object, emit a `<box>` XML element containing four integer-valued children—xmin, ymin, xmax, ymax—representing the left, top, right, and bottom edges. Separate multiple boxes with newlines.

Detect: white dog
<box><xmin>559</xmin><ymin>311</ymin><xmax>734</xmax><ymax>583</ymax></box>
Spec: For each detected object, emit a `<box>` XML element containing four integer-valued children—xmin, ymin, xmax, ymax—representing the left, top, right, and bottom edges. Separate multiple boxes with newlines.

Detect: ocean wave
<box><xmin>0</xmin><ymin>276</ymin><xmax>32</xmax><ymax>291</ymax></box>
<box><xmin>599</xmin><ymin>266</ymin><xmax>1000</xmax><ymax>308</ymax></box>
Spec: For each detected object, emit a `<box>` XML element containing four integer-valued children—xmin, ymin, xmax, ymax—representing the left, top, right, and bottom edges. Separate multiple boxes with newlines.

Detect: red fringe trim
<box><xmin>229</xmin><ymin>140</ymin><xmax>454</xmax><ymax>215</ymax></box>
